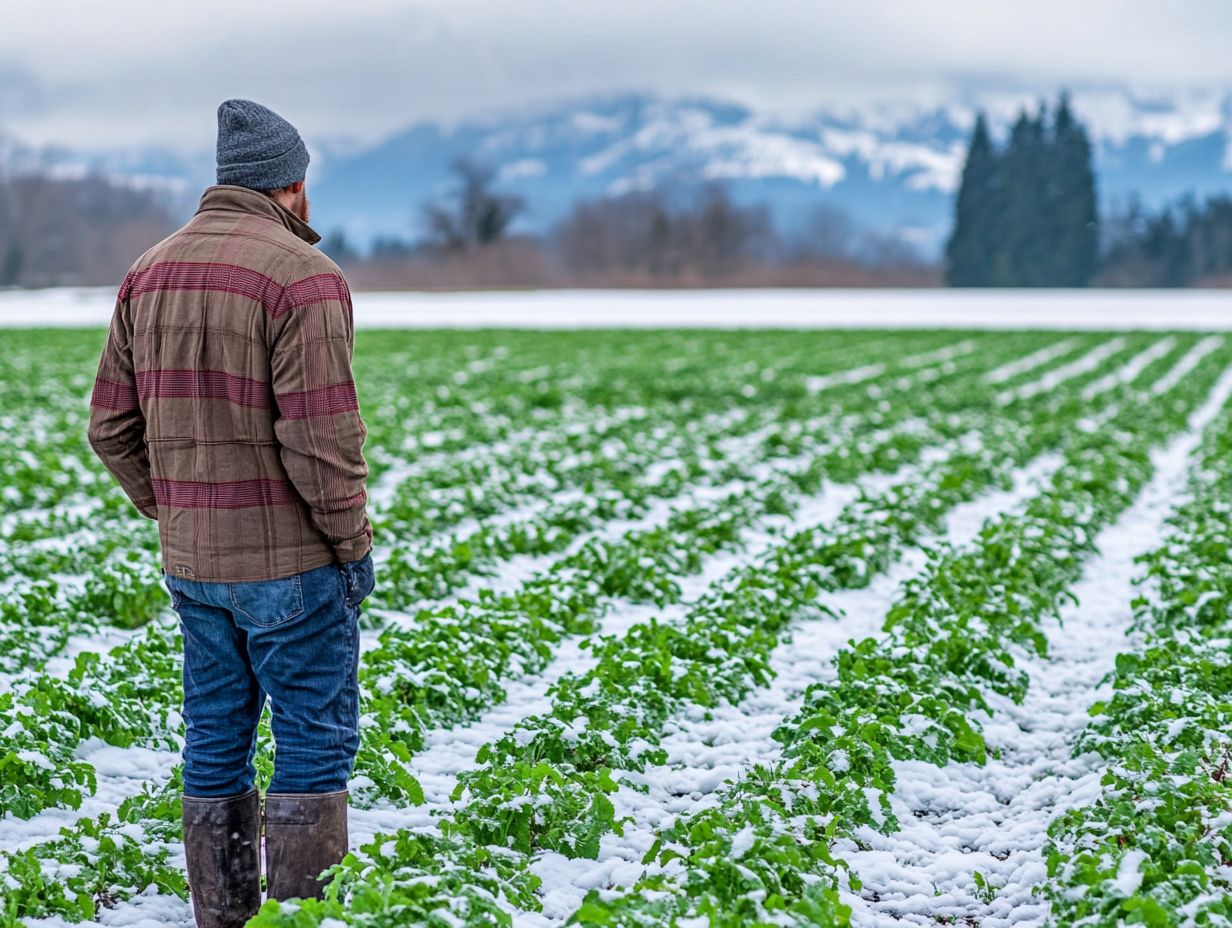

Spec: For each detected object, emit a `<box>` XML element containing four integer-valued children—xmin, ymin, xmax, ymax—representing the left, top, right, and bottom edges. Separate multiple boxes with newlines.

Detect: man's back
<box><xmin>88</xmin><ymin>183</ymin><xmax>372</xmax><ymax>581</ymax></box>
<box><xmin>87</xmin><ymin>98</ymin><xmax>374</xmax><ymax>924</ymax></box>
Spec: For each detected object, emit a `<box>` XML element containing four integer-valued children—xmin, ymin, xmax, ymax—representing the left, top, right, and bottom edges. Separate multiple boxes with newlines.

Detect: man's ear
<box><xmin>288</xmin><ymin>179</ymin><xmax>305</xmax><ymax>194</ymax></box>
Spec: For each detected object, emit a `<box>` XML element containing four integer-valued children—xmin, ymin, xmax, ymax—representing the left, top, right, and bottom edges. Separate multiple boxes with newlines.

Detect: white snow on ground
<box><xmin>516</xmin><ymin>451</ymin><xmax>1067</xmax><ymax>927</ymax></box>
<box><xmin>365</xmin><ymin>410</ymin><xmax>947</xmax><ymax>650</ymax></box>
<box><xmin>348</xmin><ymin>472</ymin><xmax>886</xmax><ymax>840</ymax></box>
<box><xmin>364</xmin><ymin>402</ymin><xmax>721</xmax><ymax>511</ymax></box>
<box><xmin>1151</xmin><ymin>335</ymin><xmax>1224</xmax><ymax>395</ymax></box>
<box><xmin>805</xmin><ymin>337</ymin><xmax>987</xmax><ymax>394</ymax></box>
<box><xmin>1</xmin><ymin>410</ymin><xmax>955</xmax><ymax>925</ymax></box>
<box><xmin>507</xmin><ymin>342</ymin><xmax>1203</xmax><ymax>924</ymax></box>
<box><xmin>20</xmin><ymin>895</ymin><xmax>192</xmax><ymax>928</ymax></box>
<box><xmin>837</xmin><ymin>364</ymin><xmax>1232</xmax><ymax>928</ymax></box>
<box><xmin>0</xmin><ymin>739</ymin><xmax>180</xmax><ymax>853</ymax></box>
<box><xmin>366</xmin><ymin>444</ymin><xmax>877</xmax><ymax>649</ymax></box>
<box><xmin>805</xmin><ymin>363</ymin><xmax>886</xmax><ymax>394</ymax></box>
<box><xmin>1080</xmin><ymin>336</ymin><xmax>1176</xmax><ymax>399</ymax></box>
<box><xmin>361</xmin><ymin>437</ymin><xmax>969</xmax><ymax>835</ymax></box>
<box><xmin>6</xmin><ymin>287</ymin><xmax>1232</xmax><ymax>330</ymax></box>
<box><xmin>54</xmin><ymin>465</ymin><xmax>911</xmax><ymax>928</ymax></box>
<box><xmin>0</xmin><ymin>498</ymin><xmax>97</xmax><ymax>536</ymax></box>
<box><xmin>0</xmin><ymin>622</ymin><xmax>147</xmax><ymax>691</ymax></box>
<box><xmin>6</xmin><ymin>338</ymin><xmax>1205</xmax><ymax>928</ymax></box>
<box><xmin>898</xmin><ymin>338</ymin><xmax>978</xmax><ymax>367</ymax></box>
<box><xmin>982</xmin><ymin>337</ymin><xmax>1079</xmax><ymax>384</ymax></box>
<box><xmin>5</xmin><ymin>455</ymin><xmax>814</xmax><ymax>869</ymax></box>
<box><xmin>980</xmin><ymin>337</ymin><xmax>1079</xmax><ymax>384</ymax></box>
<box><xmin>69</xmin><ymin>474</ymin><xmax>890</xmax><ymax>928</ymax></box>
<box><xmin>40</xmin><ymin>625</ymin><xmax>147</xmax><ymax>678</ymax></box>
<box><xmin>997</xmin><ymin>336</ymin><xmax>1127</xmax><ymax>403</ymax></box>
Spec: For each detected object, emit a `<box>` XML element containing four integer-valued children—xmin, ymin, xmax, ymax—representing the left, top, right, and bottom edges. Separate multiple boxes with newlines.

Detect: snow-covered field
<box><xmin>2</xmin><ymin>319</ymin><xmax>1231</xmax><ymax>928</ymax></box>
<box><xmin>2</xmin><ymin>286</ymin><xmax>1232</xmax><ymax>329</ymax></box>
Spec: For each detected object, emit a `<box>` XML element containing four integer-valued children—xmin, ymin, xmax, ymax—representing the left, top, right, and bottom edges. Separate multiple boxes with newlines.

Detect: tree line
<box><xmin>0</xmin><ymin>172</ymin><xmax>175</xmax><ymax>288</ymax></box>
<box><xmin>315</xmin><ymin>157</ymin><xmax>934</xmax><ymax>289</ymax></box>
<box><xmin>0</xmin><ymin>156</ymin><xmax>933</xmax><ymax>289</ymax></box>
<box><xmin>6</xmin><ymin>103</ymin><xmax>1232</xmax><ymax>289</ymax></box>
<box><xmin>945</xmin><ymin>91</ymin><xmax>1232</xmax><ymax>288</ymax></box>
<box><xmin>1099</xmin><ymin>194</ymin><xmax>1232</xmax><ymax>286</ymax></box>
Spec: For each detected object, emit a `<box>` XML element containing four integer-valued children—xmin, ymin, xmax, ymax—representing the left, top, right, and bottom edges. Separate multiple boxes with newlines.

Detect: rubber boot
<box><xmin>181</xmin><ymin>788</ymin><xmax>261</xmax><ymax>928</ymax></box>
<box><xmin>264</xmin><ymin>789</ymin><xmax>349</xmax><ymax>901</ymax></box>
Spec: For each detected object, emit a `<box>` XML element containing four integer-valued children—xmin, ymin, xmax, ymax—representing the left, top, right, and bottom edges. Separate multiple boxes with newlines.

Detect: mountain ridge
<box><xmin>4</xmin><ymin>88</ymin><xmax>1230</xmax><ymax>257</ymax></box>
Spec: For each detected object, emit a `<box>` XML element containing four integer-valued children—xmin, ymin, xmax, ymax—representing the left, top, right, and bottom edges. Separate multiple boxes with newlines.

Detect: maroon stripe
<box><xmin>126</xmin><ymin>262</ymin><xmax>284</xmax><ymax>317</ymax></box>
<box><xmin>90</xmin><ymin>377</ymin><xmax>139</xmax><ymax>411</ymax></box>
<box><xmin>319</xmin><ymin>489</ymin><xmax>368</xmax><ymax>513</ymax></box>
<box><xmin>275</xmin><ymin>381</ymin><xmax>358</xmax><ymax>419</ymax></box>
<box><xmin>151</xmin><ymin>478</ymin><xmax>297</xmax><ymax>509</ymax></box>
<box><xmin>136</xmin><ymin>369</ymin><xmax>270</xmax><ymax>408</ymax></box>
<box><xmin>277</xmin><ymin>273</ymin><xmax>350</xmax><ymax>315</ymax></box>
<box><xmin>125</xmin><ymin>262</ymin><xmax>349</xmax><ymax>319</ymax></box>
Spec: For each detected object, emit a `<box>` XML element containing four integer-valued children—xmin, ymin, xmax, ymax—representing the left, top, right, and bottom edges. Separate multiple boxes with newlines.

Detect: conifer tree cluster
<box><xmin>1101</xmin><ymin>194</ymin><xmax>1232</xmax><ymax>286</ymax></box>
<box><xmin>946</xmin><ymin>92</ymin><xmax>1098</xmax><ymax>287</ymax></box>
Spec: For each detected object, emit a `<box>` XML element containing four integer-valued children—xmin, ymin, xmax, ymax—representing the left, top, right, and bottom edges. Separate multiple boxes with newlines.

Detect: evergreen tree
<box><xmin>945</xmin><ymin>113</ymin><xmax>1000</xmax><ymax>286</ymax></box>
<box><xmin>1049</xmin><ymin>91</ymin><xmax>1099</xmax><ymax>285</ymax></box>
<box><xmin>945</xmin><ymin>92</ymin><xmax>1100</xmax><ymax>287</ymax></box>
<box><xmin>1</xmin><ymin>243</ymin><xmax>22</xmax><ymax>288</ymax></box>
<box><xmin>999</xmin><ymin>104</ymin><xmax>1051</xmax><ymax>286</ymax></box>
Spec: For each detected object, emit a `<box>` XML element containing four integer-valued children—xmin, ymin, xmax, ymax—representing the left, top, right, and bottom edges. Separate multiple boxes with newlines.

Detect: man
<box><xmin>87</xmin><ymin>99</ymin><xmax>374</xmax><ymax>928</ymax></box>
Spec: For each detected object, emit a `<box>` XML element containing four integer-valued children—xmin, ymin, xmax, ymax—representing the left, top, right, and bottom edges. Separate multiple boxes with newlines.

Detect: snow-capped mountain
<box><xmin>308</xmin><ymin>93</ymin><xmax>969</xmax><ymax>254</ymax></box>
<box><xmin>6</xmin><ymin>89</ymin><xmax>1232</xmax><ymax>257</ymax></box>
<box><xmin>304</xmin><ymin>90</ymin><xmax>1232</xmax><ymax>256</ymax></box>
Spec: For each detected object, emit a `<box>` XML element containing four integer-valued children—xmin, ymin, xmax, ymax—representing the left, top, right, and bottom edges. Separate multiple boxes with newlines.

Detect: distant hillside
<box><xmin>5</xmin><ymin>89</ymin><xmax>1232</xmax><ymax>257</ymax></box>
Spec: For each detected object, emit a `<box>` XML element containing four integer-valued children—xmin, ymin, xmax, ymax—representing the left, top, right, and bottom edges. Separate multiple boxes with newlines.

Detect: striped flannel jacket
<box><xmin>87</xmin><ymin>184</ymin><xmax>372</xmax><ymax>582</ymax></box>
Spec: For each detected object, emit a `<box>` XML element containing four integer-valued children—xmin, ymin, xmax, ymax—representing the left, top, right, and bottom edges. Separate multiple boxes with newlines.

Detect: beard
<box><xmin>294</xmin><ymin>190</ymin><xmax>310</xmax><ymax>223</ymax></box>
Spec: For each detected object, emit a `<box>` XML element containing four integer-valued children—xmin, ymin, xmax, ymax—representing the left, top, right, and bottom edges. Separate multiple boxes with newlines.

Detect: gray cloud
<box><xmin>3</xmin><ymin>0</ymin><xmax>1232</xmax><ymax>149</ymax></box>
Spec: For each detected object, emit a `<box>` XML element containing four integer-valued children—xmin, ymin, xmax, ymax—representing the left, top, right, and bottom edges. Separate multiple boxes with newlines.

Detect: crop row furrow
<box><xmin>368</xmin><ymin>334</ymin><xmax>1157</xmax><ymax>616</ymax></box>
<box><xmin>228</xmin><ymin>344</ymin><xmax>1190</xmax><ymax>927</ymax></box>
<box><xmin>560</xmin><ymin>351</ymin><xmax>1229</xmax><ymax>927</ymax></box>
<box><xmin>1042</xmin><ymin>384</ymin><xmax>1232</xmax><ymax>928</ymax></box>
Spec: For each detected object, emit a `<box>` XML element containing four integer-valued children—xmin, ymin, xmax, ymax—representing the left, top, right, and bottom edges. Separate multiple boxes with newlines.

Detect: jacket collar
<box><xmin>196</xmin><ymin>184</ymin><xmax>322</xmax><ymax>246</ymax></box>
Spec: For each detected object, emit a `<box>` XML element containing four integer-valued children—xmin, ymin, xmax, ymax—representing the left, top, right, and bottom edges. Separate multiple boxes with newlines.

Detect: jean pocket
<box><xmin>229</xmin><ymin>573</ymin><xmax>305</xmax><ymax>628</ymax></box>
<box><xmin>340</xmin><ymin>553</ymin><xmax>375</xmax><ymax>609</ymax></box>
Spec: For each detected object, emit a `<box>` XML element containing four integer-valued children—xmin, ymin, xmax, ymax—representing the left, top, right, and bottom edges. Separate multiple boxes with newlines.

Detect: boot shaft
<box><xmin>263</xmin><ymin>789</ymin><xmax>349</xmax><ymax>901</ymax></box>
<box><xmin>181</xmin><ymin>788</ymin><xmax>262</xmax><ymax>928</ymax></box>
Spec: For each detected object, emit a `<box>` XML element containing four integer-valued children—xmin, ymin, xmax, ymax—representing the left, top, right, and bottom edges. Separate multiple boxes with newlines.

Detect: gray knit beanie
<box><xmin>216</xmin><ymin>99</ymin><xmax>310</xmax><ymax>191</ymax></box>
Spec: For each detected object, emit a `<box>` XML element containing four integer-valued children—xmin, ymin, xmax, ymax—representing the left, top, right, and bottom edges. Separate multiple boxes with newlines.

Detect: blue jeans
<box><xmin>163</xmin><ymin>553</ymin><xmax>375</xmax><ymax>798</ymax></box>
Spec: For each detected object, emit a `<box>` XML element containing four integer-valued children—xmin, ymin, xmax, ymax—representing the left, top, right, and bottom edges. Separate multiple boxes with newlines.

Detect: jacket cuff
<box><xmin>333</xmin><ymin>523</ymin><xmax>373</xmax><ymax>563</ymax></box>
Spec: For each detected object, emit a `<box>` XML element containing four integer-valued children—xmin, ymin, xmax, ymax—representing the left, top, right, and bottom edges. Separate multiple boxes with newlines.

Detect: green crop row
<box><xmin>1043</xmin><ymin>393</ymin><xmax>1232</xmax><ymax>927</ymax></box>
<box><xmin>0</xmin><ymin>773</ymin><xmax>185</xmax><ymax>928</ymax></box>
<box><xmin>235</xmin><ymin>341</ymin><xmax>1198</xmax><ymax>926</ymax></box>
<box><xmin>0</xmin><ymin>329</ymin><xmax>1169</xmax><ymax>925</ymax></box>
<box><xmin>0</xmin><ymin>344</ymin><xmax>1005</xmax><ymax>825</ymax></box>
<box><xmin>0</xmin><ymin>614</ymin><xmax>183</xmax><ymax>820</ymax></box>
<box><xmin>367</xmin><ymin>331</ymin><xmax>1059</xmax><ymax>565</ymax></box>
<box><xmin>349</xmin><ymin>334</ymin><xmax>1146</xmax><ymax>804</ymax></box>
<box><xmin>367</xmin><ymin>331</ymin><xmax>1101</xmax><ymax>617</ymax></box>
<box><xmin>438</xmin><ymin>337</ymin><xmax>1193</xmax><ymax>863</ymax></box>
<box><xmin>563</xmin><ymin>345</ymin><xmax>1226</xmax><ymax>927</ymax></box>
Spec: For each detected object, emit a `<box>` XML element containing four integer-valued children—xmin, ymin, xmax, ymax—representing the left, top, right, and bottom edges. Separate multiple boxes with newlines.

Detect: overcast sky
<box><xmin>3</xmin><ymin>0</ymin><xmax>1232</xmax><ymax>152</ymax></box>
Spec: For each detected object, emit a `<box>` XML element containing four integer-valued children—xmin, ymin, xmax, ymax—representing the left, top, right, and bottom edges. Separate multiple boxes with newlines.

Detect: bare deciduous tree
<box><xmin>552</xmin><ymin>183</ymin><xmax>774</xmax><ymax>283</ymax></box>
<box><xmin>421</xmin><ymin>158</ymin><xmax>526</xmax><ymax>253</ymax></box>
<box><xmin>0</xmin><ymin>170</ymin><xmax>175</xmax><ymax>287</ymax></box>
